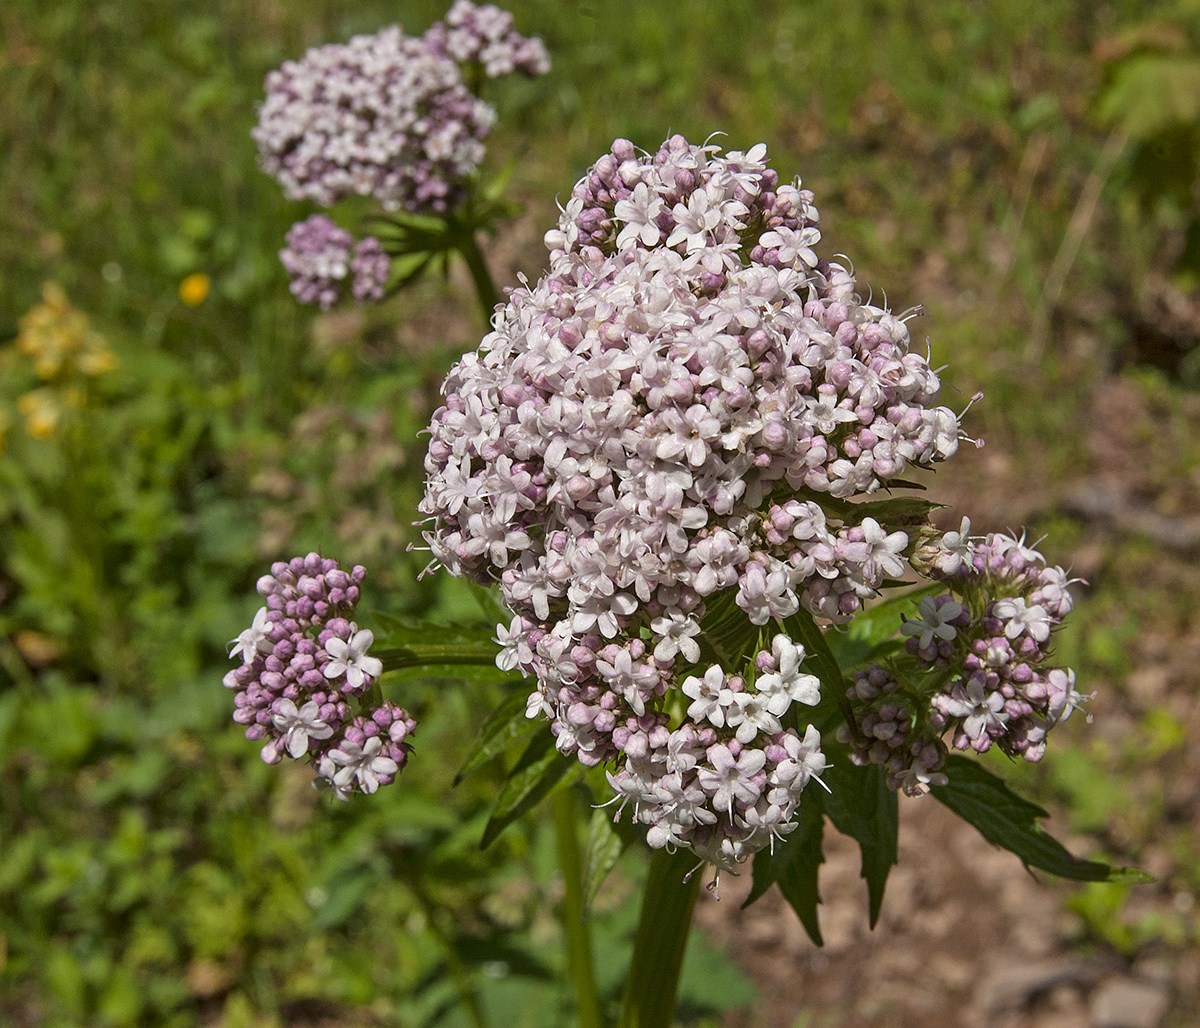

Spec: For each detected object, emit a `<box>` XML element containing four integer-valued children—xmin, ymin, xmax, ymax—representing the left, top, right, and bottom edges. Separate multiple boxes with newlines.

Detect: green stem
<box><xmin>455</xmin><ymin>228</ymin><xmax>502</xmax><ymax>326</ymax></box>
<box><xmin>551</xmin><ymin>788</ymin><xmax>603</xmax><ymax>1028</ymax></box>
<box><xmin>617</xmin><ymin>848</ymin><xmax>702</xmax><ymax>1028</ymax></box>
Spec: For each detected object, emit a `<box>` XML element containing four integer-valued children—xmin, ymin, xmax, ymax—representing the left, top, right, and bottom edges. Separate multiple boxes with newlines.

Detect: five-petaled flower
<box><xmin>324</xmin><ymin>627</ymin><xmax>383</xmax><ymax>690</ymax></box>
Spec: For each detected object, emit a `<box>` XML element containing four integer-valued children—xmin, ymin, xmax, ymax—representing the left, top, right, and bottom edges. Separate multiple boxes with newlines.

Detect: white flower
<box><xmin>649</xmin><ymin>611</ymin><xmax>702</xmax><ymax>664</ymax></box>
<box><xmin>682</xmin><ymin>666</ymin><xmax>732</xmax><ymax>727</ymax></box>
<box><xmin>324</xmin><ymin>627</ymin><xmax>383</xmax><ymax>690</ymax></box>
<box><xmin>937</xmin><ymin>516</ymin><xmax>973</xmax><ymax>575</ymax></box>
<box><xmin>755</xmin><ymin>634</ymin><xmax>821</xmax><ymax>716</ymax></box>
<box><xmin>900</xmin><ymin>595</ymin><xmax>964</xmax><ymax>649</ymax></box>
<box><xmin>768</xmin><ymin>724</ymin><xmax>828</xmax><ymax>794</ymax></box>
<box><xmin>614</xmin><ymin>182</ymin><xmax>665</xmax><ymax>249</ymax></box>
<box><xmin>939</xmin><ymin>679</ymin><xmax>1007</xmax><ymax>740</ymax></box>
<box><xmin>725</xmin><ymin>691</ymin><xmax>782</xmax><ymax>744</ymax></box>
<box><xmin>991</xmin><ymin>596</ymin><xmax>1051</xmax><ymax>643</ymax></box>
<box><xmin>326</xmin><ymin>736</ymin><xmax>398</xmax><ymax>794</ymax></box>
<box><xmin>229</xmin><ymin>607</ymin><xmax>273</xmax><ymax>664</ymax></box>
<box><xmin>696</xmin><ymin>743</ymin><xmax>766</xmax><ymax>815</ymax></box>
<box><xmin>272</xmin><ymin>698</ymin><xmax>335</xmax><ymax>758</ymax></box>
<box><xmin>494</xmin><ymin>615</ymin><xmax>533</xmax><ymax>672</ymax></box>
<box><xmin>860</xmin><ymin>518</ymin><xmax>908</xmax><ymax>581</ymax></box>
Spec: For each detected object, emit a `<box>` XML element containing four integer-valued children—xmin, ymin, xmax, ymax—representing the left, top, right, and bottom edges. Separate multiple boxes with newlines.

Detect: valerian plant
<box><xmin>228</xmin><ymin>20</ymin><xmax>1150</xmax><ymax>1027</ymax></box>
<box><xmin>254</xmin><ymin>1</ymin><xmax>549</xmax><ymax>321</ymax></box>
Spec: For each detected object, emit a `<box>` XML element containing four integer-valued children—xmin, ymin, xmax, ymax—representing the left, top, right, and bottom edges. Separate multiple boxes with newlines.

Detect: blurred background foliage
<box><xmin>2</xmin><ymin>0</ymin><xmax>1199</xmax><ymax>1025</ymax></box>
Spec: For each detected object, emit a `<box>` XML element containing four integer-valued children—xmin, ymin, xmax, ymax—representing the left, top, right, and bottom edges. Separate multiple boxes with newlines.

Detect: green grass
<box><xmin>1</xmin><ymin>0</ymin><xmax>1195</xmax><ymax>1025</ymax></box>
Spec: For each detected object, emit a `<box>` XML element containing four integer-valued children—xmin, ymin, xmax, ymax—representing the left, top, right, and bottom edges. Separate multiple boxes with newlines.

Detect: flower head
<box><xmin>254</xmin><ymin>25</ymin><xmax>494</xmax><ymax>212</ymax></box>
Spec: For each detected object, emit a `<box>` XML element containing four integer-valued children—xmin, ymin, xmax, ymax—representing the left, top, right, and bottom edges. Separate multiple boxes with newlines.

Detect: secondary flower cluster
<box><xmin>841</xmin><ymin>525</ymin><xmax>1088</xmax><ymax>795</ymax></box>
<box><xmin>223</xmin><ymin>554</ymin><xmax>416</xmax><ymax>798</ymax></box>
<box><xmin>256</xmin><ymin>6</ymin><xmax>548</xmax><ymax>310</ymax></box>
<box><xmin>424</xmin><ymin>0</ymin><xmax>551</xmax><ymax>78</ymax></box>
<box><xmin>279</xmin><ymin>215</ymin><xmax>390</xmax><ymax>310</ymax></box>
<box><xmin>254</xmin><ymin>24</ymin><xmax>495</xmax><ymax>213</ymax></box>
<box><xmin>420</xmin><ymin>135</ymin><xmax>969</xmax><ymax>864</ymax></box>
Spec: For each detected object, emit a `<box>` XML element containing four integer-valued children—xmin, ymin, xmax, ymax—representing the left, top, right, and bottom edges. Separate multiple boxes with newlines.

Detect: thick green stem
<box><xmin>617</xmin><ymin>848</ymin><xmax>702</xmax><ymax>1028</ymax></box>
<box><xmin>456</xmin><ymin>229</ymin><xmax>502</xmax><ymax>326</ymax></box>
<box><xmin>551</xmin><ymin>788</ymin><xmax>603</xmax><ymax>1028</ymax></box>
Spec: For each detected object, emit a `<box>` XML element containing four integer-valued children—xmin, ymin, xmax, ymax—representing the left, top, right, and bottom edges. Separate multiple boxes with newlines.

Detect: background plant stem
<box><xmin>456</xmin><ymin>228</ymin><xmax>501</xmax><ymax>326</ymax></box>
<box><xmin>617</xmin><ymin>847</ymin><xmax>702</xmax><ymax>1028</ymax></box>
<box><xmin>551</xmin><ymin>787</ymin><xmax>603</xmax><ymax>1028</ymax></box>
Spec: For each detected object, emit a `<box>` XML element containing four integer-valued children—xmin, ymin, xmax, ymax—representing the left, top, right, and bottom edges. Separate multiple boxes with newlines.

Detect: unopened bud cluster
<box><xmin>420</xmin><ymin>136</ymin><xmax>970</xmax><ymax>865</ymax></box>
<box><xmin>841</xmin><ymin>525</ymin><xmax>1088</xmax><ymax>795</ymax></box>
<box><xmin>279</xmin><ymin>215</ymin><xmax>390</xmax><ymax>310</ymax></box>
<box><xmin>224</xmin><ymin>554</ymin><xmax>415</xmax><ymax>799</ymax></box>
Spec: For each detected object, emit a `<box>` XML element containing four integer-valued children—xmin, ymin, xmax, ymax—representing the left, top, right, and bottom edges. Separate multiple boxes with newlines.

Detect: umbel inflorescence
<box><xmin>254</xmin><ymin>2</ymin><xmax>549</xmax><ymax>309</ymax></box>
<box><xmin>414</xmin><ymin>135</ymin><xmax>1074</xmax><ymax>869</ymax></box>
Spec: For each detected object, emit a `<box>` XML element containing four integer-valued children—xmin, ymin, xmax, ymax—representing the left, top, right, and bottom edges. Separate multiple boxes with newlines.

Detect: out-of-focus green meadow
<box><xmin>2</xmin><ymin>1</ymin><xmax>1199</xmax><ymax>1025</ymax></box>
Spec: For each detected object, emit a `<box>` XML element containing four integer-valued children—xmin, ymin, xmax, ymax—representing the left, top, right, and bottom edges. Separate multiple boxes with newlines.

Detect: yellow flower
<box><xmin>17</xmin><ymin>388</ymin><xmax>62</xmax><ymax>438</ymax></box>
<box><xmin>15</xmin><ymin>282</ymin><xmax>116</xmax><ymax>381</ymax></box>
<box><xmin>179</xmin><ymin>272</ymin><xmax>211</xmax><ymax>306</ymax></box>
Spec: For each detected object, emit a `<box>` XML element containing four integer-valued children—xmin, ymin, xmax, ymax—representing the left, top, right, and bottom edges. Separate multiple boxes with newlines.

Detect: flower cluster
<box><xmin>5</xmin><ymin>283</ymin><xmax>118</xmax><ymax>440</ymax></box>
<box><xmin>601</xmin><ymin>636</ymin><xmax>828</xmax><ymax>869</ymax></box>
<box><xmin>223</xmin><ymin>554</ymin><xmax>416</xmax><ymax>798</ymax></box>
<box><xmin>425</xmin><ymin>1</ymin><xmax>551</xmax><ymax>78</ymax></box>
<box><xmin>279</xmin><ymin>215</ymin><xmax>391</xmax><ymax>310</ymax></box>
<box><xmin>253</xmin><ymin>25</ymin><xmax>495</xmax><ymax>213</ymax></box>
<box><xmin>841</xmin><ymin>525</ymin><xmax>1088</xmax><ymax>795</ymax></box>
<box><xmin>420</xmin><ymin>136</ymin><xmax>969</xmax><ymax>865</ymax></box>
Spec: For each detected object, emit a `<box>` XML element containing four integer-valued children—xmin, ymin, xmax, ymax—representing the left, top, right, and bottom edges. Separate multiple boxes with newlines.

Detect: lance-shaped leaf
<box><xmin>580</xmin><ymin>808</ymin><xmax>641</xmax><ymax>919</ymax></box>
<box><xmin>744</xmin><ymin>797</ymin><xmax>825</xmax><ymax>946</ymax></box>
<box><xmin>931</xmin><ymin>756</ymin><xmax>1153</xmax><ymax>884</ymax></box>
<box><xmin>369</xmin><ymin>612</ymin><xmax>503</xmax><ymax>679</ymax></box>
<box><xmin>821</xmin><ymin>749</ymin><xmax>898</xmax><ymax>927</ymax></box>
<box><xmin>454</xmin><ymin>687</ymin><xmax>540</xmax><ymax>785</ymax></box>
<box><xmin>480</xmin><ymin>728</ymin><xmax>574</xmax><ymax>849</ymax></box>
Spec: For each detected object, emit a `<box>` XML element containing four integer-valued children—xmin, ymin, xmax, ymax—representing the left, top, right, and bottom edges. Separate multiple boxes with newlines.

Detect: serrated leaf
<box><xmin>930</xmin><ymin>756</ymin><xmax>1153</xmax><ymax>884</ymax></box>
<box><xmin>480</xmin><ymin>730</ymin><xmax>575</xmax><ymax>849</ymax></box>
<box><xmin>454</xmin><ymin>687</ymin><xmax>539</xmax><ymax>785</ymax></box>
<box><xmin>821</xmin><ymin>750</ymin><xmax>898</xmax><ymax>926</ymax></box>
<box><xmin>369</xmin><ymin>613</ymin><xmax>502</xmax><ymax>674</ymax></box>
<box><xmin>745</xmin><ymin>797</ymin><xmax>825</xmax><ymax>946</ymax></box>
<box><xmin>843</xmin><ymin>496</ymin><xmax>944</xmax><ymax>527</ymax></box>
<box><xmin>580</xmin><ymin>808</ymin><xmax>639</xmax><ymax>918</ymax></box>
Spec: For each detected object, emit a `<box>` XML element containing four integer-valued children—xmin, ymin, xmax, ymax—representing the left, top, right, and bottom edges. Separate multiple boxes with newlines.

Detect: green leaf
<box><xmin>480</xmin><ymin>729</ymin><xmax>575</xmax><ymax>849</ymax></box>
<box><xmin>931</xmin><ymin>756</ymin><xmax>1153</xmax><ymax>883</ymax></box>
<box><xmin>580</xmin><ymin>808</ymin><xmax>639</xmax><ymax>918</ymax></box>
<box><xmin>821</xmin><ymin>749</ymin><xmax>898</xmax><ymax>926</ymax></box>
<box><xmin>844</xmin><ymin>496</ymin><xmax>944</xmax><ymax>527</ymax></box>
<box><xmin>369</xmin><ymin>612</ymin><xmax>502</xmax><ymax>674</ymax></box>
<box><xmin>454</xmin><ymin>687</ymin><xmax>539</xmax><ymax>785</ymax></box>
<box><xmin>1097</xmin><ymin>54</ymin><xmax>1200</xmax><ymax>140</ymax></box>
<box><xmin>845</xmin><ymin>581</ymin><xmax>946</xmax><ymax>648</ymax></box>
<box><xmin>745</xmin><ymin>797</ymin><xmax>825</xmax><ymax>946</ymax></box>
